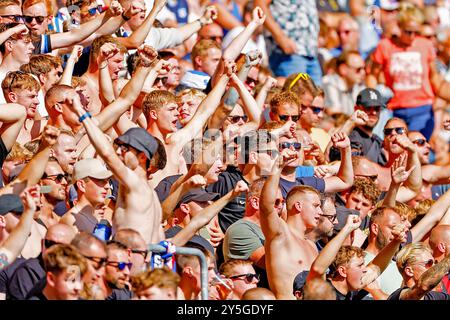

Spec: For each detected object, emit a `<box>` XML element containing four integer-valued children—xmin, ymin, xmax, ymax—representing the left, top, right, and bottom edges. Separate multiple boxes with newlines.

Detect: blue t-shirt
<box><xmin>279</xmin><ymin>176</ymin><xmax>325</xmax><ymax>199</ymax></box>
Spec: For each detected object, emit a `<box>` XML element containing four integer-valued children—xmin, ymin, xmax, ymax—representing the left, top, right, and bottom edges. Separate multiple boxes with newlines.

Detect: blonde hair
<box><xmin>90</xmin><ymin>35</ymin><xmax>127</xmax><ymax>66</ymax></box>
<box><xmin>219</xmin><ymin>259</ymin><xmax>253</xmax><ymax>277</ymax></box>
<box><xmin>131</xmin><ymin>267</ymin><xmax>180</xmax><ymax>294</ymax></box>
<box><xmin>286</xmin><ymin>185</ymin><xmax>321</xmax><ymax>211</ymax></box>
<box><xmin>191</xmin><ymin>39</ymin><xmax>221</xmax><ymax>68</ymax></box>
<box><xmin>176</xmin><ymin>88</ymin><xmax>206</xmax><ymax>102</ymax></box>
<box><xmin>269</xmin><ymin>90</ymin><xmax>301</xmax><ymax>114</ymax></box>
<box><xmin>330</xmin><ymin>245</ymin><xmax>365</xmax><ymax>276</ymax></box>
<box><xmin>5</xmin><ymin>142</ymin><xmax>33</xmax><ymax>162</ymax></box>
<box><xmin>20</xmin><ymin>54</ymin><xmax>62</xmax><ymax>77</ymax></box>
<box><xmin>1</xmin><ymin>71</ymin><xmax>40</xmax><ymax>94</ymax></box>
<box><xmin>396</xmin><ymin>242</ymin><xmax>432</xmax><ymax>274</ymax></box>
<box><xmin>71</xmin><ymin>76</ymin><xmax>86</xmax><ymax>88</ymax></box>
<box><xmin>143</xmin><ymin>90</ymin><xmax>177</xmax><ymax>115</ymax></box>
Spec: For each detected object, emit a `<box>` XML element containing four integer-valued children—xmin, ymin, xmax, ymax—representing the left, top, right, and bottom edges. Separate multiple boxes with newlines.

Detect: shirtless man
<box><xmin>259</xmin><ymin>148</ymin><xmax>324</xmax><ymax>300</ymax></box>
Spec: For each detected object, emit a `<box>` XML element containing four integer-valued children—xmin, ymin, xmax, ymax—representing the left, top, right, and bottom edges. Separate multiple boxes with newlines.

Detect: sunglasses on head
<box><xmin>279</xmin><ymin>142</ymin><xmax>302</xmax><ymax>150</ymax></box>
<box><xmin>412</xmin><ymin>138</ymin><xmax>427</xmax><ymax>146</ymax></box>
<box><xmin>107</xmin><ymin>261</ymin><xmax>133</xmax><ymax>271</ymax></box>
<box><xmin>7</xmin><ymin>70</ymin><xmax>26</xmax><ymax>93</ymax></box>
<box><xmin>279</xmin><ymin>114</ymin><xmax>300</xmax><ymax>122</ymax></box>
<box><xmin>0</xmin><ymin>14</ymin><xmax>25</xmax><ymax>23</ymax></box>
<box><xmin>229</xmin><ymin>273</ymin><xmax>260</xmax><ymax>283</ymax></box>
<box><xmin>24</xmin><ymin>15</ymin><xmax>46</xmax><ymax>24</ymax></box>
<box><xmin>44</xmin><ymin>239</ymin><xmax>60</xmax><ymax>248</ymax></box>
<box><xmin>228</xmin><ymin>115</ymin><xmax>248</xmax><ymax>123</ymax></box>
<box><xmin>384</xmin><ymin>127</ymin><xmax>406</xmax><ymax>136</ymax></box>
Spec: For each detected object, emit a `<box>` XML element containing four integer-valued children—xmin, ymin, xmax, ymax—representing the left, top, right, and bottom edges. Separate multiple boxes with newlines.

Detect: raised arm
<box><xmin>324</xmin><ymin>132</ymin><xmax>354</xmax><ymax>193</ymax></box>
<box><xmin>382</xmin><ymin>154</ymin><xmax>416</xmax><ymax>207</ymax></box>
<box><xmin>50</xmin><ymin>1</ymin><xmax>122</xmax><ymax>49</ymax></box>
<box><xmin>59</xmin><ymin>45</ymin><xmax>83</xmax><ymax>86</ymax></box>
<box><xmin>167</xmin><ymin>61</ymin><xmax>235</xmax><ymax>147</ymax></box>
<box><xmin>422</xmin><ymin>164</ymin><xmax>450</xmax><ymax>185</ymax></box>
<box><xmin>0</xmin><ymin>103</ymin><xmax>26</xmax><ymax>151</ymax></box>
<box><xmin>363</xmin><ymin>224</ymin><xmax>408</xmax><ymax>286</ymax></box>
<box><xmin>94</xmin><ymin>46</ymin><xmax>158</xmax><ymax>131</ymax></box>
<box><xmin>0</xmin><ymin>126</ymin><xmax>59</xmax><ymax>196</ymax></box>
<box><xmin>307</xmin><ymin>215</ymin><xmax>361</xmax><ymax>281</ymax></box>
<box><xmin>171</xmin><ymin>181</ymin><xmax>248</xmax><ymax>247</ymax></box>
<box><xmin>393</xmin><ymin>135</ymin><xmax>422</xmax><ymax>194</ymax></box>
<box><xmin>411</xmin><ymin>188</ymin><xmax>450</xmax><ymax>242</ymax></box>
<box><xmin>254</xmin><ymin>0</ymin><xmax>297</xmax><ymax>55</ymax></box>
<box><xmin>0</xmin><ymin>24</ymin><xmax>28</xmax><ymax>45</ymax></box>
<box><xmin>0</xmin><ymin>187</ymin><xmax>38</xmax><ymax>269</ymax></box>
<box><xmin>255</xmin><ymin>76</ymin><xmax>277</xmax><ymax>110</ymax></box>
<box><xmin>399</xmin><ymin>253</ymin><xmax>450</xmax><ymax>300</ymax></box>
<box><xmin>117</xmin><ymin>0</ymin><xmax>166</xmax><ymax>49</ymax></box>
<box><xmin>260</xmin><ymin>148</ymin><xmax>296</xmax><ymax>239</ymax></box>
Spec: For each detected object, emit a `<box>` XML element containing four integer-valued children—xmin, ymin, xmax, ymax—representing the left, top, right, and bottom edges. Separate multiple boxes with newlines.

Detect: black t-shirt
<box><xmin>72</xmin><ymin>46</ymin><xmax>92</xmax><ymax>77</ymax></box>
<box><xmin>0</xmin><ymin>257</ymin><xmax>26</xmax><ymax>297</ymax></box>
<box><xmin>0</xmin><ymin>138</ymin><xmax>9</xmax><ymax>187</ymax></box>
<box><xmin>206</xmin><ymin>166</ymin><xmax>248</xmax><ymax>233</ymax></box>
<box><xmin>328</xmin><ymin>279</ymin><xmax>369</xmax><ymax>300</ymax></box>
<box><xmin>388</xmin><ymin>286</ymin><xmax>450</xmax><ymax>300</ymax></box>
<box><xmin>8</xmin><ymin>255</ymin><xmax>45</xmax><ymax>300</ymax></box>
<box><xmin>165</xmin><ymin>225</ymin><xmax>215</xmax><ymax>256</ymax></box>
<box><xmin>106</xmin><ymin>287</ymin><xmax>132</xmax><ymax>300</ymax></box>
<box><xmin>25</xmin><ymin>277</ymin><xmax>47</xmax><ymax>300</ymax></box>
<box><xmin>279</xmin><ymin>176</ymin><xmax>326</xmax><ymax>199</ymax></box>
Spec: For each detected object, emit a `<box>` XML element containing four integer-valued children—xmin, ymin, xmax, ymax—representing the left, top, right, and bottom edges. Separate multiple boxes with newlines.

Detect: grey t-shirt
<box><xmin>223</xmin><ymin>219</ymin><xmax>265</xmax><ymax>261</ymax></box>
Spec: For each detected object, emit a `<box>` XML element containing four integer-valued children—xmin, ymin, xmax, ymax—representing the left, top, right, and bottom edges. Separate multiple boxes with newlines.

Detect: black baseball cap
<box><xmin>176</xmin><ymin>188</ymin><xmax>220</xmax><ymax>208</ymax></box>
<box><xmin>356</xmin><ymin>88</ymin><xmax>385</xmax><ymax>108</ymax></box>
<box><xmin>114</xmin><ymin>127</ymin><xmax>160</xmax><ymax>161</ymax></box>
<box><xmin>0</xmin><ymin>194</ymin><xmax>24</xmax><ymax>216</ymax></box>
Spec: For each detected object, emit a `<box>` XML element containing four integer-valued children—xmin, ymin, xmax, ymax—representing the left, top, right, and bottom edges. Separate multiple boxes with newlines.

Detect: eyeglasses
<box><xmin>106</xmin><ymin>261</ymin><xmax>133</xmax><ymax>271</ymax></box>
<box><xmin>42</xmin><ymin>173</ymin><xmax>69</xmax><ymax>183</ymax></box>
<box><xmin>85</xmin><ymin>256</ymin><xmax>107</xmax><ymax>270</ymax></box>
<box><xmin>279</xmin><ymin>114</ymin><xmax>300</xmax><ymax>122</ymax></box>
<box><xmin>383</xmin><ymin>127</ymin><xmax>406</xmax><ymax>136</ymax></box>
<box><xmin>279</xmin><ymin>142</ymin><xmax>302</xmax><ymax>150</ymax></box>
<box><xmin>259</xmin><ymin>149</ymin><xmax>280</xmax><ymax>159</ymax></box>
<box><xmin>24</xmin><ymin>15</ymin><xmax>46</xmax><ymax>24</ymax></box>
<box><xmin>412</xmin><ymin>138</ymin><xmax>427</xmax><ymax>146</ymax></box>
<box><xmin>88</xmin><ymin>5</ymin><xmax>105</xmax><ymax>16</ymax></box>
<box><xmin>229</xmin><ymin>273</ymin><xmax>260</xmax><ymax>283</ymax></box>
<box><xmin>131</xmin><ymin>249</ymin><xmax>148</xmax><ymax>260</ymax></box>
<box><xmin>227</xmin><ymin>115</ymin><xmax>248</xmax><ymax>123</ymax></box>
<box><xmin>319</xmin><ymin>214</ymin><xmax>337</xmax><ymax>223</ymax></box>
<box><xmin>44</xmin><ymin>239</ymin><xmax>60</xmax><ymax>248</ymax></box>
<box><xmin>0</xmin><ymin>15</ymin><xmax>25</xmax><ymax>23</ymax></box>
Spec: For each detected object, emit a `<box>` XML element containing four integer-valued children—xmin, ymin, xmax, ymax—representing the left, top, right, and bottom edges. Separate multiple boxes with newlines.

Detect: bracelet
<box><xmin>198</xmin><ymin>19</ymin><xmax>205</xmax><ymax>27</ymax></box>
<box><xmin>79</xmin><ymin>112</ymin><xmax>92</xmax><ymax>123</ymax></box>
<box><xmin>122</xmin><ymin>12</ymin><xmax>131</xmax><ymax>21</ymax></box>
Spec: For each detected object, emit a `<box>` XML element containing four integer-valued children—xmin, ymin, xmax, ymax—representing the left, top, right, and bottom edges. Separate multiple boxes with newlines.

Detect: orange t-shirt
<box><xmin>372</xmin><ymin>37</ymin><xmax>436</xmax><ymax>109</ymax></box>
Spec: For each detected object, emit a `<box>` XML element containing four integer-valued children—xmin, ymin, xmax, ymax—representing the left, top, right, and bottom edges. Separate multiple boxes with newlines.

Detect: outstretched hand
<box><xmin>20</xmin><ymin>185</ymin><xmax>40</xmax><ymax>213</ymax></box>
<box><xmin>391</xmin><ymin>153</ymin><xmax>415</xmax><ymax>184</ymax></box>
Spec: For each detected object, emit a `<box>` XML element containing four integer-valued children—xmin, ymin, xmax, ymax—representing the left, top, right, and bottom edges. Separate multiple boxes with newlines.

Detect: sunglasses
<box><xmin>131</xmin><ymin>249</ymin><xmax>148</xmax><ymax>260</ymax></box>
<box><xmin>274</xmin><ymin>198</ymin><xmax>285</xmax><ymax>207</ymax></box>
<box><xmin>383</xmin><ymin>127</ymin><xmax>406</xmax><ymax>136</ymax></box>
<box><xmin>85</xmin><ymin>256</ymin><xmax>107</xmax><ymax>270</ymax></box>
<box><xmin>279</xmin><ymin>114</ymin><xmax>300</xmax><ymax>122</ymax></box>
<box><xmin>309</xmin><ymin>106</ymin><xmax>324</xmax><ymax>114</ymax></box>
<box><xmin>155</xmin><ymin>77</ymin><xmax>168</xmax><ymax>85</ymax></box>
<box><xmin>319</xmin><ymin>214</ymin><xmax>337</xmax><ymax>223</ymax></box>
<box><xmin>107</xmin><ymin>261</ymin><xmax>133</xmax><ymax>271</ymax></box>
<box><xmin>205</xmin><ymin>35</ymin><xmax>223</xmax><ymax>42</ymax></box>
<box><xmin>42</xmin><ymin>173</ymin><xmax>69</xmax><ymax>183</ymax></box>
<box><xmin>228</xmin><ymin>115</ymin><xmax>248</xmax><ymax>123</ymax></box>
<box><xmin>362</xmin><ymin>105</ymin><xmax>381</xmax><ymax>113</ymax></box>
<box><xmin>349</xmin><ymin>66</ymin><xmax>365</xmax><ymax>73</ymax></box>
<box><xmin>229</xmin><ymin>273</ymin><xmax>260</xmax><ymax>283</ymax></box>
<box><xmin>0</xmin><ymin>15</ymin><xmax>25</xmax><ymax>23</ymax></box>
<box><xmin>356</xmin><ymin>173</ymin><xmax>378</xmax><ymax>181</ymax></box>
<box><xmin>246</xmin><ymin>77</ymin><xmax>258</xmax><ymax>86</ymax></box>
<box><xmin>259</xmin><ymin>149</ymin><xmax>280</xmax><ymax>159</ymax></box>
<box><xmin>24</xmin><ymin>15</ymin><xmax>46</xmax><ymax>24</ymax></box>
<box><xmin>44</xmin><ymin>239</ymin><xmax>60</xmax><ymax>248</ymax></box>
<box><xmin>412</xmin><ymin>138</ymin><xmax>427</xmax><ymax>146</ymax></box>
<box><xmin>279</xmin><ymin>142</ymin><xmax>302</xmax><ymax>150</ymax></box>
<box><xmin>88</xmin><ymin>5</ymin><xmax>105</xmax><ymax>16</ymax></box>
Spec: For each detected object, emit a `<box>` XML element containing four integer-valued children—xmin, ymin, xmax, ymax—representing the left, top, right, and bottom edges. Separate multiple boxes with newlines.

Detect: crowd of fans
<box><xmin>0</xmin><ymin>0</ymin><xmax>449</xmax><ymax>301</ymax></box>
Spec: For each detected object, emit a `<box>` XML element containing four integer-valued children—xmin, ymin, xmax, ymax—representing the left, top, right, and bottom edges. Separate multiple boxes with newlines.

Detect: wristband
<box><xmin>122</xmin><ymin>12</ymin><xmax>131</xmax><ymax>21</ymax></box>
<box><xmin>79</xmin><ymin>112</ymin><xmax>92</xmax><ymax>123</ymax></box>
<box><xmin>198</xmin><ymin>19</ymin><xmax>205</xmax><ymax>27</ymax></box>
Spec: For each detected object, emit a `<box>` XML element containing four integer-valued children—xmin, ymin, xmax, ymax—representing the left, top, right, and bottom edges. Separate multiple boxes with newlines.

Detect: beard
<box><xmin>375</xmin><ymin>231</ymin><xmax>389</xmax><ymax>250</ymax></box>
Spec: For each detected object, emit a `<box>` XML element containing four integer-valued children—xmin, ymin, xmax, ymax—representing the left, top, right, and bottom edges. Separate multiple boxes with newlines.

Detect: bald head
<box><xmin>113</xmin><ymin>228</ymin><xmax>146</xmax><ymax>250</ymax></box>
<box><xmin>71</xmin><ymin>232</ymin><xmax>107</xmax><ymax>258</ymax></box>
<box><xmin>45</xmin><ymin>223</ymin><xmax>76</xmax><ymax>244</ymax></box>
<box><xmin>241</xmin><ymin>287</ymin><xmax>276</xmax><ymax>300</ymax></box>
<box><xmin>45</xmin><ymin>84</ymin><xmax>75</xmax><ymax>109</ymax></box>
<box><xmin>429</xmin><ymin>225</ymin><xmax>450</xmax><ymax>258</ymax></box>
